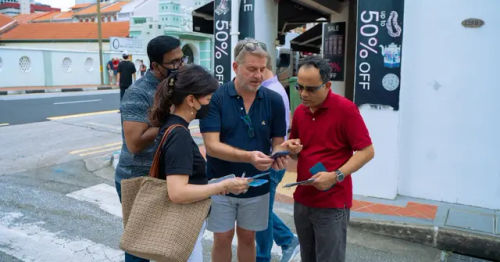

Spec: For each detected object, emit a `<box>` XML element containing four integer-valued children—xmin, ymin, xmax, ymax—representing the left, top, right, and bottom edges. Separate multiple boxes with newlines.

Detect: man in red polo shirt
<box><xmin>283</xmin><ymin>56</ymin><xmax>374</xmax><ymax>262</ymax></box>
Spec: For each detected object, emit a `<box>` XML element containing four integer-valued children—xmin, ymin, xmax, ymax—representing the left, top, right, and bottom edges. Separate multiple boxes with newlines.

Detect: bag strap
<box><xmin>149</xmin><ymin>124</ymin><xmax>186</xmax><ymax>178</ymax></box>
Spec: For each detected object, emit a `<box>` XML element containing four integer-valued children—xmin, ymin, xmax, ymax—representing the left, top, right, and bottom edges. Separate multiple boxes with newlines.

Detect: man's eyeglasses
<box><xmin>295</xmin><ymin>82</ymin><xmax>326</xmax><ymax>93</ymax></box>
<box><xmin>240</xmin><ymin>115</ymin><xmax>255</xmax><ymax>138</ymax></box>
<box><xmin>162</xmin><ymin>56</ymin><xmax>188</xmax><ymax>68</ymax></box>
<box><xmin>234</xmin><ymin>40</ymin><xmax>267</xmax><ymax>59</ymax></box>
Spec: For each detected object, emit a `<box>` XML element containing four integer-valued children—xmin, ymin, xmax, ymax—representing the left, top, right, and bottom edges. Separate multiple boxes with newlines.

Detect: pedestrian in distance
<box><xmin>115</xmin><ymin>35</ymin><xmax>184</xmax><ymax>262</ymax></box>
<box><xmin>255</xmin><ymin>53</ymin><xmax>299</xmax><ymax>262</ymax></box>
<box><xmin>112</xmin><ymin>58</ymin><xmax>119</xmax><ymax>83</ymax></box>
<box><xmin>281</xmin><ymin>56</ymin><xmax>375</xmax><ymax>262</ymax></box>
<box><xmin>107</xmin><ymin>58</ymin><xmax>115</xmax><ymax>85</ymax></box>
<box><xmin>200</xmin><ymin>38</ymin><xmax>288</xmax><ymax>262</ymax></box>
<box><xmin>139</xmin><ymin>59</ymin><xmax>147</xmax><ymax>77</ymax></box>
<box><xmin>148</xmin><ymin>64</ymin><xmax>250</xmax><ymax>261</ymax></box>
<box><xmin>117</xmin><ymin>51</ymin><xmax>136</xmax><ymax>101</ymax></box>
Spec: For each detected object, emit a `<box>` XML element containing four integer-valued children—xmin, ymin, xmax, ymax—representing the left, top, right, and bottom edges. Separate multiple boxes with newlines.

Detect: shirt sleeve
<box><xmin>270</xmin><ymin>93</ymin><xmax>286</xmax><ymax>138</ymax></box>
<box><xmin>200</xmin><ymin>89</ymin><xmax>222</xmax><ymax>133</ymax></box>
<box><xmin>120</xmin><ymin>88</ymin><xmax>150</xmax><ymax>123</ymax></box>
<box><xmin>131</xmin><ymin>63</ymin><xmax>136</xmax><ymax>74</ymax></box>
<box><xmin>343</xmin><ymin>104</ymin><xmax>372</xmax><ymax>151</ymax></box>
<box><xmin>117</xmin><ymin>63</ymin><xmax>122</xmax><ymax>73</ymax></box>
<box><xmin>163</xmin><ymin>127</ymin><xmax>193</xmax><ymax>176</ymax></box>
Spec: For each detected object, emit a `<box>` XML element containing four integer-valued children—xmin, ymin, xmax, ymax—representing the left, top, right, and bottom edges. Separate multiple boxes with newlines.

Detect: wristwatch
<box><xmin>335</xmin><ymin>169</ymin><xmax>345</xmax><ymax>182</ymax></box>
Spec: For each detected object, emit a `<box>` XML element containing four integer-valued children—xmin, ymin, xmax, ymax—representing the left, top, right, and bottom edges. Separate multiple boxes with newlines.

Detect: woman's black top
<box><xmin>158</xmin><ymin>115</ymin><xmax>208</xmax><ymax>185</ymax></box>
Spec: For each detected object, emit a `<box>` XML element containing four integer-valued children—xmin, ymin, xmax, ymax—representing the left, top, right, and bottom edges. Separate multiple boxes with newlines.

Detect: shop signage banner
<box><xmin>323</xmin><ymin>22</ymin><xmax>346</xmax><ymax>81</ymax></box>
<box><xmin>354</xmin><ymin>0</ymin><xmax>404</xmax><ymax>110</ymax></box>
<box><xmin>214</xmin><ymin>0</ymin><xmax>232</xmax><ymax>84</ymax></box>
<box><xmin>239</xmin><ymin>0</ymin><xmax>255</xmax><ymax>39</ymax></box>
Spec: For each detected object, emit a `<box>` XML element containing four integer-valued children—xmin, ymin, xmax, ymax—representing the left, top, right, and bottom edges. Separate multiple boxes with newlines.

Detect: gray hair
<box><xmin>298</xmin><ymin>56</ymin><xmax>332</xmax><ymax>83</ymax></box>
<box><xmin>234</xmin><ymin>38</ymin><xmax>268</xmax><ymax>64</ymax></box>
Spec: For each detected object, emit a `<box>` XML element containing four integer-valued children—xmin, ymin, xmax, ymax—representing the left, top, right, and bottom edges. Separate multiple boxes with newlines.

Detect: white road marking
<box><xmin>53</xmin><ymin>99</ymin><xmax>102</xmax><ymax>105</ymax></box>
<box><xmin>0</xmin><ymin>123</ymin><xmax>9</xmax><ymax>127</ymax></box>
<box><xmin>66</xmin><ymin>183</ymin><xmax>290</xmax><ymax>259</ymax></box>
<box><xmin>0</xmin><ymin>212</ymin><xmax>123</xmax><ymax>262</ymax></box>
<box><xmin>66</xmin><ymin>183</ymin><xmax>122</xmax><ymax>218</ymax></box>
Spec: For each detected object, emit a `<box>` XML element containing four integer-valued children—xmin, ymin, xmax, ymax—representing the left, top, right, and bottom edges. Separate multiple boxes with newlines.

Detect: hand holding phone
<box><xmin>270</xmin><ymin>150</ymin><xmax>290</xmax><ymax>159</ymax></box>
<box><xmin>283</xmin><ymin>178</ymin><xmax>315</xmax><ymax>188</ymax></box>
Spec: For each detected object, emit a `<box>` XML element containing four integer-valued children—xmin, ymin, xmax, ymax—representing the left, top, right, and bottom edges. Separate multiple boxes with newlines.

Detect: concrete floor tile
<box><xmin>445</xmin><ymin>208</ymin><xmax>495</xmax><ymax>234</ymax></box>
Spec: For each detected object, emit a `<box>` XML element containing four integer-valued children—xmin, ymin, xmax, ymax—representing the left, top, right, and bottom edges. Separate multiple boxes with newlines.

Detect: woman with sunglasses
<box><xmin>149</xmin><ymin>64</ymin><xmax>250</xmax><ymax>261</ymax></box>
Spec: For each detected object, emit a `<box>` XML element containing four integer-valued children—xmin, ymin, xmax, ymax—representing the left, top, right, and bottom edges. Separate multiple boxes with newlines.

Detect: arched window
<box><xmin>182</xmin><ymin>45</ymin><xmax>194</xmax><ymax>64</ymax></box>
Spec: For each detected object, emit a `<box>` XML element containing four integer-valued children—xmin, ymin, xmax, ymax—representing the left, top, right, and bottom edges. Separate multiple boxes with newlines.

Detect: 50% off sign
<box><xmin>214</xmin><ymin>20</ymin><xmax>231</xmax><ymax>84</ymax></box>
<box><xmin>357</xmin><ymin>11</ymin><xmax>381</xmax><ymax>91</ymax></box>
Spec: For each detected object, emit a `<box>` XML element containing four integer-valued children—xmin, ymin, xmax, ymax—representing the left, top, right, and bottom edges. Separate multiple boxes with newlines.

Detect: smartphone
<box><xmin>283</xmin><ymin>178</ymin><xmax>315</xmax><ymax>188</ymax></box>
<box><xmin>249</xmin><ymin>179</ymin><xmax>269</xmax><ymax>187</ymax></box>
<box><xmin>270</xmin><ymin>150</ymin><xmax>290</xmax><ymax>159</ymax></box>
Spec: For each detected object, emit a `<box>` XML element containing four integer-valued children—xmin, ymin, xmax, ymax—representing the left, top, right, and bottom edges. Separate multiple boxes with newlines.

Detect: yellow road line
<box><xmin>0</xmin><ymin>123</ymin><xmax>9</xmax><ymax>127</ymax></box>
<box><xmin>47</xmin><ymin>110</ymin><xmax>118</xmax><ymax>120</ymax></box>
<box><xmin>70</xmin><ymin>142</ymin><xmax>122</xmax><ymax>155</ymax></box>
<box><xmin>79</xmin><ymin>145</ymin><xmax>122</xmax><ymax>157</ymax></box>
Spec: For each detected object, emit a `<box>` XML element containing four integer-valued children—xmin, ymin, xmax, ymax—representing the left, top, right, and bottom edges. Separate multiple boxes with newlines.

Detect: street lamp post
<box><xmin>97</xmin><ymin>0</ymin><xmax>104</xmax><ymax>86</ymax></box>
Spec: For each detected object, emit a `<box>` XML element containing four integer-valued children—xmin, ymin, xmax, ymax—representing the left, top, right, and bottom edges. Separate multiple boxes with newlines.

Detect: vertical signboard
<box><xmin>323</xmin><ymin>22</ymin><xmax>346</xmax><ymax>81</ymax></box>
<box><xmin>239</xmin><ymin>0</ymin><xmax>255</xmax><ymax>40</ymax></box>
<box><xmin>214</xmin><ymin>0</ymin><xmax>231</xmax><ymax>85</ymax></box>
<box><xmin>354</xmin><ymin>0</ymin><xmax>404</xmax><ymax>110</ymax></box>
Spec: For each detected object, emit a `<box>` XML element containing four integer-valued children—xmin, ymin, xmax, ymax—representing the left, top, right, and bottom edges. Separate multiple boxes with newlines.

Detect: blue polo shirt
<box><xmin>200</xmin><ymin>81</ymin><xmax>286</xmax><ymax>198</ymax></box>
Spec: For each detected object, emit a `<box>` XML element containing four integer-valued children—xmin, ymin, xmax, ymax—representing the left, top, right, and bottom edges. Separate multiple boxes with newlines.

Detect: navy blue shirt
<box><xmin>200</xmin><ymin>81</ymin><xmax>286</xmax><ymax>198</ymax></box>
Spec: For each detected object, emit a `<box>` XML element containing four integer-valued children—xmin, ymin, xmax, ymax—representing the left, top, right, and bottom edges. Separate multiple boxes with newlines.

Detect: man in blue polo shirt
<box><xmin>201</xmin><ymin>38</ymin><xmax>288</xmax><ymax>262</ymax></box>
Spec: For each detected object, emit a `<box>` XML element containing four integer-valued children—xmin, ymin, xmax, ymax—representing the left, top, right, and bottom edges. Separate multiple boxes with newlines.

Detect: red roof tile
<box><xmin>0</xmin><ymin>13</ymin><xmax>14</xmax><ymax>28</ymax></box>
<box><xmin>13</xmin><ymin>12</ymin><xmax>48</xmax><ymax>24</ymax></box>
<box><xmin>54</xmin><ymin>11</ymin><xmax>74</xmax><ymax>20</ymax></box>
<box><xmin>71</xmin><ymin>3</ymin><xmax>92</xmax><ymax>10</ymax></box>
<box><xmin>74</xmin><ymin>2</ymin><xmax>112</xmax><ymax>16</ymax></box>
<box><xmin>0</xmin><ymin>21</ymin><xmax>129</xmax><ymax>40</ymax></box>
<box><xmin>32</xmin><ymin>11</ymin><xmax>60</xmax><ymax>22</ymax></box>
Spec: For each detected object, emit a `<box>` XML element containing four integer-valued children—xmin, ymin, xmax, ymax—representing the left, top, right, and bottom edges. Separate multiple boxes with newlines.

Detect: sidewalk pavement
<box><xmin>0</xmin><ymin>84</ymin><xmax>118</xmax><ymax>95</ymax></box>
<box><xmin>191</xmin><ymin>129</ymin><xmax>500</xmax><ymax>261</ymax></box>
<box><xmin>274</xmin><ymin>161</ymin><xmax>500</xmax><ymax>261</ymax></box>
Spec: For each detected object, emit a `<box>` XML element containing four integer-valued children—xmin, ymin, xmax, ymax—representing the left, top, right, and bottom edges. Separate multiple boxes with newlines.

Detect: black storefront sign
<box><xmin>239</xmin><ymin>0</ymin><xmax>255</xmax><ymax>39</ymax></box>
<box><xmin>323</xmin><ymin>22</ymin><xmax>346</xmax><ymax>81</ymax></box>
<box><xmin>213</xmin><ymin>0</ymin><xmax>232</xmax><ymax>85</ymax></box>
<box><xmin>354</xmin><ymin>0</ymin><xmax>404</xmax><ymax>110</ymax></box>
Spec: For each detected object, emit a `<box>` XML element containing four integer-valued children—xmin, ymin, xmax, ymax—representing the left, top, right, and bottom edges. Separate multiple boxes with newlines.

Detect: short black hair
<box><xmin>298</xmin><ymin>56</ymin><xmax>331</xmax><ymax>83</ymax></box>
<box><xmin>147</xmin><ymin>35</ymin><xmax>181</xmax><ymax>67</ymax></box>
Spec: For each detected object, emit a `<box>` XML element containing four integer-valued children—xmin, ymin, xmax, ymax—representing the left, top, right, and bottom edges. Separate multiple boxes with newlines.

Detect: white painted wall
<box><xmin>0</xmin><ymin>48</ymin><xmax>44</xmax><ymax>87</ymax></box>
<box><xmin>354</xmin><ymin>106</ymin><xmax>399</xmax><ymax>199</ymax></box>
<box><xmin>0</xmin><ymin>47</ymin><xmax>148</xmax><ymax>87</ymax></box>
<box><xmin>2</xmin><ymin>42</ymin><xmax>111</xmax><ymax>52</ymax></box>
<box><xmin>50</xmin><ymin>51</ymin><xmax>100</xmax><ymax>86</ymax></box>
<box><xmin>396</xmin><ymin>0</ymin><xmax>500</xmax><ymax>209</ymax></box>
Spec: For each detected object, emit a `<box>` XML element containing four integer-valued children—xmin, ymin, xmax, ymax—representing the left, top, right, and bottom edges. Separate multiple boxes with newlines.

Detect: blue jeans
<box><xmin>115</xmin><ymin>181</ymin><xmax>150</xmax><ymax>262</ymax></box>
<box><xmin>256</xmin><ymin>169</ymin><xmax>295</xmax><ymax>262</ymax></box>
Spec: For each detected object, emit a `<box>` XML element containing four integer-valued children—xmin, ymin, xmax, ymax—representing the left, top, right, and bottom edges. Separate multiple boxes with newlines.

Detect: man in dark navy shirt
<box><xmin>200</xmin><ymin>38</ymin><xmax>287</xmax><ymax>262</ymax></box>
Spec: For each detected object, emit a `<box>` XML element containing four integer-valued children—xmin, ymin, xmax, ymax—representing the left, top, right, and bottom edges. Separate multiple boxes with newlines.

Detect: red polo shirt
<box><xmin>290</xmin><ymin>91</ymin><xmax>372</xmax><ymax>208</ymax></box>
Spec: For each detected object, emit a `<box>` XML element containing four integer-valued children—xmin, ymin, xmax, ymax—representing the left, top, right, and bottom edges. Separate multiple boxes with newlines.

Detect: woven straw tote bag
<box><xmin>120</xmin><ymin>124</ymin><xmax>211</xmax><ymax>262</ymax></box>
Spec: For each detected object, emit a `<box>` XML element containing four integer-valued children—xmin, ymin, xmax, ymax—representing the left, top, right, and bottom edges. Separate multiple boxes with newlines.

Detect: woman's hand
<box><xmin>221</xmin><ymin>177</ymin><xmax>249</xmax><ymax>195</ymax></box>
